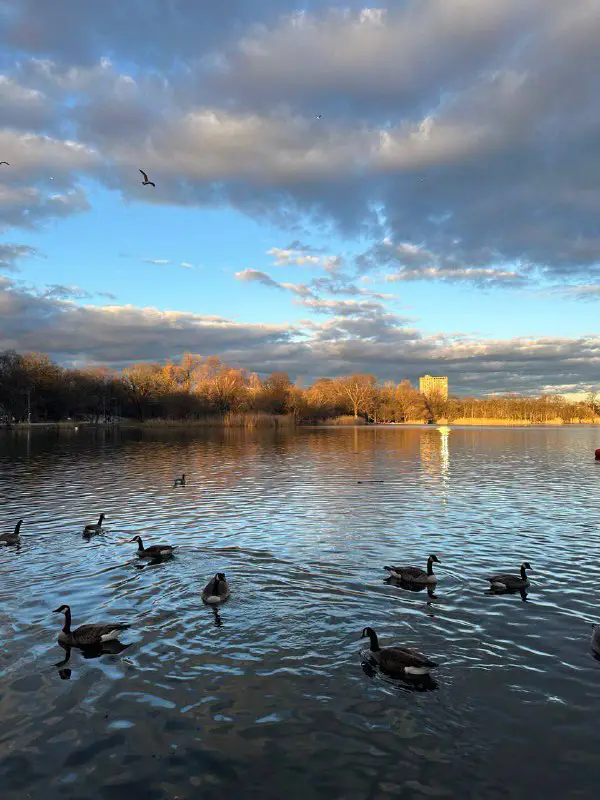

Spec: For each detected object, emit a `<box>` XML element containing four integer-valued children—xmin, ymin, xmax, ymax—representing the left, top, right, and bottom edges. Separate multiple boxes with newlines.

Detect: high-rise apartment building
<box><xmin>419</xmin><ymin>375</ymin><xmax>449</xmax><ymax>400</ymax></box>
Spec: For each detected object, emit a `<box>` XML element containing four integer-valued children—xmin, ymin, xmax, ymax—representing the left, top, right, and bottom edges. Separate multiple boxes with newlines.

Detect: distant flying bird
<box><xmin>139</xmin><ymin>169</ymin><xmax>155</xmax><ymax>187</ymax></box>
<box><xmin>0</xmin><ymin>161</ymin><xmax>9</xmax><ymax>166</ymax></box>
<box><xmin>315</xmin><ymin>114</ymin><xmax>323</xmax><ymax>119</ymax></box>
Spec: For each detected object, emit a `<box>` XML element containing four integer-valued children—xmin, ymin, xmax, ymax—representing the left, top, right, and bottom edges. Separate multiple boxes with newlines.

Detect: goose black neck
<box><xmin>137</xmin><ymin>538</ymin><xmax>145</xmax><ymax>552</ymax></box>
<box><xmin>62</xmin><ymin>608</ymin><xmax>71</xmax><ymax>634</ymax></box>
<box><xmin>427</xmin><ymin>558</ymin><xmax>434</xmax><ymax>576</ymax></box>
<box><xmin>97</xmin><ymin>515</ymin><xmax>103</xmax><ymax>525</ymax></box>
<box><xmin>520</xmin><ymin>564</ymin><xmax>527</xmax><ymax>580</ymax></box>
<box><xmin>15</xmin><ymin>520</ymin><xmax>23</xmax><ymax>534</ymax></box>
<box><xmin>366</xmin><ymin>629</ymin><xmax>380</xmax><ymax>652</ymax></box>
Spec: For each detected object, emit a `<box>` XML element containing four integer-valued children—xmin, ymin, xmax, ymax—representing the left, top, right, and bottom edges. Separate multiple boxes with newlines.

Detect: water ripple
<box><xmin>1</xmin><ymin>425</ymin><xmax>600</xmax><ymax>799</ymax></box>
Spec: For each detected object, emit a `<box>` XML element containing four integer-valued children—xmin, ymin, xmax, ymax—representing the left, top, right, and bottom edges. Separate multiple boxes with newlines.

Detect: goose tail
<box><xmin>203</xmin><ymin>595</ymin><xmax>222</xmax><ymax>605</ymax></box>
<box><xmin>405</xmin><ymin>665</ymin><xmax>434</xmax><ymax>676</ymax></box>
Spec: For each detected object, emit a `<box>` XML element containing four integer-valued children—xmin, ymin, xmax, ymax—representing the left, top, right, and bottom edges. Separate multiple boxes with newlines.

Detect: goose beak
<box><xmin>52</xmin><ymin>607</ymin><xmax>62</xmax><ymax>613</ymax></box>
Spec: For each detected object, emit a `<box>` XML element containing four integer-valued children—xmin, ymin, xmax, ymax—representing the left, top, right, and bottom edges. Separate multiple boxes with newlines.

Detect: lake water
<box><xmin>1</xmin><ymin>424</ymin><xmax>600</xmax><ymax>800</ymax></box>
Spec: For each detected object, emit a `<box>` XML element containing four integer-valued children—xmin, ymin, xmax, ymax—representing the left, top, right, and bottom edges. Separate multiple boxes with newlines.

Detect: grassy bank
<box><xmin>5</xmin><ymin>414</ymin><xmax>600</xmax><ymax>431</ymax></box>
<box><xmin>437</xmin><ymin>417</ymin><xmax>600</xmax><ymax>426</ymax></box>
<box><xmin>3</xmin><ymin>413</ymin><xmax>297</xmax><ymax>430</ymax></box>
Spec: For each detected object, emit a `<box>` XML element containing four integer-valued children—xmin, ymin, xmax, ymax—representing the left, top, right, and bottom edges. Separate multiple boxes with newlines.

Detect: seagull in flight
<box><xmin>139</xmin><ymin>169</ymin><xmax>155</xmax><ymax>187</ymax></box>
<box><xmin>0</xmin><ymin>161</ymin><xmax>9</xmax><ymax>166</ymax></box>
<box><xmin>315</xmin><ymin>114</ymin><xmax>323</xmax><ymax>119</ymax></box>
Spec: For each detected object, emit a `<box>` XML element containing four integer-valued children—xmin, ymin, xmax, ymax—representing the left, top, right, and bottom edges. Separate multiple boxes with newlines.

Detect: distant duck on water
<box><xmin>201</xmin><ymin>573</ymin><xmax>230</xmax><ymax>604</ymax></box>
<box><xmin>53</xmin><ymin>604</ymin><xmax>130</xmax><ymax>647</ymax></box>
<box><xmin>130</xmin><ymin>535</ymin><xmax>176</xmax><ymax>558</ymax></box>
<box><xmin>384</xmin><ymin>554</ymin><xmax>440</xmax><ymax>585</ymax></box>
<box><xmin>0</xmin><ymin>519</ymin><xmax>23</xmax><ymax>546</ymax></box>
<box><xmin>361</xmin><ymin>627</ymin><xmax>438</xmax><ymax>677</ymax></box>
<box><xmin>173</xmin><ymin>474</ymin><xmax>186</xmax><ymax>487</ymax></box>
<box><xmin>488</xmin><ymin>562</ymin><xmax>532</xmax><ymax>592</ymax></box>
<box><xmin>84</xmin><ymin>514</ymin><xmax>105</xmax><ymax>535</ymax></box>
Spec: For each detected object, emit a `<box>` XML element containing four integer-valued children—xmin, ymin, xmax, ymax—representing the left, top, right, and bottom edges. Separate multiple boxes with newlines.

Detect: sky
<box><xmin>1</xmin><ymin>0</ymin><xmax>600</xmax><ymax>397</ymax></box>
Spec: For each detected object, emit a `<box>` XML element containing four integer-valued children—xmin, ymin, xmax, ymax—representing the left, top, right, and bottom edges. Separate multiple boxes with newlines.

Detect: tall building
<box><xmin>419</xmin><ymin>375</ymin><xmax>448</xmax><ymax>400</ymax></box>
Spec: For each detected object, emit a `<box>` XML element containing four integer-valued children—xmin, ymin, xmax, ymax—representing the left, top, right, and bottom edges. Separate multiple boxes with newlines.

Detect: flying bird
<box><xmin>139</xmin><ymin>169</ymin><xmax>155</xmax><ymax>187</ymax></box>
<box><xmin>315</xmin><ymin>114</ymin><xmax>323</xmax><ymax>119</ymax></box>
<box><xmin>0</xmin><ymin>161</ymin><xmax>9</xmax><ymax>166</ymax></box>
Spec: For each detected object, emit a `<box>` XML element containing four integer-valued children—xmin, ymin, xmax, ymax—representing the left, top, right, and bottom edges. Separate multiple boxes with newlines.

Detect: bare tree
<box><xmin>335</xmin><ymin>374</ymin><xmax>377</xmax><ymax>419</ymax></box>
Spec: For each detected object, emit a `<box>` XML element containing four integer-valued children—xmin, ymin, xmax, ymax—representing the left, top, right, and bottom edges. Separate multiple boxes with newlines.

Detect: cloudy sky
<box><xmin>1</xmin><ymin>0</ymin><xmax>600</xmax><ymax>396</ymax></box>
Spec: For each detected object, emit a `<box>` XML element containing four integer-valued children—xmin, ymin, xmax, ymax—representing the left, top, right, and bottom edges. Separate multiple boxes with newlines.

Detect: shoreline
<box><xmin>3</xmin><ymin>417</ymin><xmax>600</xmax><ymax>430</ymax></box>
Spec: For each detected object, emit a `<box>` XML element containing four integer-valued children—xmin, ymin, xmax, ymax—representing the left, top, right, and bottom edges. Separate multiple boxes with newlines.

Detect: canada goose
<box><xmin>384</xmin><ymin>554</ymin><xmax>440</xmax><ymax>584</ymax></box>
<box><xmin>84</xmin><ymin>514</ymin><xmax>105</xmax><ymax>534</ymax></box>
<box><xmin>488</xmin><ymin>562</ymin><xmax>532</xmax><ymax>592</ymax></box>
<box><xmin>361</xmin><ymin>627</ymin><xmax>438</xmax><ymax>676</ymax></box>
<box><xmin>0</xmin><ymin>519</ymin><xmax>23</xmax><ymax>545</ymax></box>
<box><xmin>591</xmin><ymin>625</ymin><xmax>600</xmax><ymax>656</ymax></box>
<box><xmin>130</xmin><ymin>535</ymin><xmax>176</xmax><ymax>558</ymax></box>
<box><xmin>173</xmin><ymin>474</ymin><xmax>185</xmax><ymax>487</ymax></box>
<box><xmin>53</xmin><ymin>604</ymin><xmax>129</xmax><ymax>647</ymax></box>
<box><xmin>201</xmin><ymin>572</ymin><xmax>230</xmax><ymax>604</ymax></box>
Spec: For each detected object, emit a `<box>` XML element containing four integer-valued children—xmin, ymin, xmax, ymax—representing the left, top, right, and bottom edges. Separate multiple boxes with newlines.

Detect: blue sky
<box><xmin>1</xmin><ymin>1</ymin><xmax>600</xmax><ymax>396</ymax></box>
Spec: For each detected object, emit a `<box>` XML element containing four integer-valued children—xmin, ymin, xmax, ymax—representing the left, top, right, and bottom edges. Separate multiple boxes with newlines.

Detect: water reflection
<box><xmin>384</xmin><ymin>577</ymin><xmax>438</xmax><ymax>600</ymax></box>
<box><xmin>53</xmin><ymin>641</ymin><xmax>131</xmax><ymax>680</ymax></box>
<box><xmin>439</xmin><ymin>424</ymin><xmax>450</xmax><ymax>482</ymax></box>
<box><xmin>2</xmin><ymin>425</ymin><xmax>600</xmax><ymax>798</ymax></box>
<box><xmin>484</xmin><ymin>587</ymin><xmax>529</xmax><ymax>602</ymax></box>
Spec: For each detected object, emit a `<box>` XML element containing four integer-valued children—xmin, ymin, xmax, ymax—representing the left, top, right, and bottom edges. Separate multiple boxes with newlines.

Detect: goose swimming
<box><xmin>488</xmin><ymin>562</ymin><xmax>532</xmax><ymax>592</ymax></box>
<box><xmin>201</xmin><ymin>572</ymin><xmax>230</xmax><ymax>605</ymax></box>
<box><xmin>53</xmin><ymin>604</ymin><xmax>129</xmax><ymax>647</ymax></box>
<box><xmin>130</xmin><ymin>535</ymin><xmax>176</xmax><ymax>558</ymax></box>
<box><xmin>173</xmin><ymin>473</ymin><xmax>186</xmax><ymax>487</ymax></box>
<box><xmin>0</xmin><ymin>519</ymin><xmax>23</xmax><ymax>545</ymax></box>
<box><xmin>361</xmin><ymin>627</ymin><xmax>438</xmax><ymax>677</ymax></box>
<box><xmin>83</xmin><ymin>514</ymin><xmax>105</xmax><ymax>535</ymax></box>
<box><xmin>384</xmin><ymin>554</ymin><xmax>440</xmax><ymax>584</ymax></box>
<box><xmin>591</xmin><ymin>625</ymin><xmax>600</xmax><ymax>656</ymax></box>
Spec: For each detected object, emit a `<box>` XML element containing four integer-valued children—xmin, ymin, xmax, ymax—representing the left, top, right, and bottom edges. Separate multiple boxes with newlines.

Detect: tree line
<box><xmin>0</xmin><ymin>349</ymin><xmax>598</xmax><ymax>425</ymax></box>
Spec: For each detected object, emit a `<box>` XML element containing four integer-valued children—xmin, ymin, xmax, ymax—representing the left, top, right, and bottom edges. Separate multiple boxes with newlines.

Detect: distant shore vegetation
<box><xmin>1</xmin><ymin>349</ymin><xmax>599</xmax><ymax>427</ymax></box>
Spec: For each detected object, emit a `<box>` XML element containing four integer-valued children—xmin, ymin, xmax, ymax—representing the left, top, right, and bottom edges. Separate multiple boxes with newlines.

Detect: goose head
<box><xmin>360</xmin><ymin>627</ymin><xmax>379</xmax><ymax>650</ymax></box>
<box><xmin>216</xmin><ymin>572</ymin><xmax>226</xmax><ymax>582</ymax></box>
<box><xmin>428</xmin><ymin>554</ymin><xmax>440</xmax><ymax>564</ymax></box>
<box><xmin>522</xmin><ymin>562</ymin><xmax>533</xmax><ymax>571</ymax></box>
<box><xmin>53</xmin><ymin>604</ymin><xmax>70</xmax><ymax>615</ymax></box>
<box><xmin>130</xmin><ymin>536</ymin><xmax>143</xmax><ymax>544</ymax></box>
<box><xmin>98</xmin><ymin>514</ymin><xmax>106</xmax><ymax>523</ymax></box>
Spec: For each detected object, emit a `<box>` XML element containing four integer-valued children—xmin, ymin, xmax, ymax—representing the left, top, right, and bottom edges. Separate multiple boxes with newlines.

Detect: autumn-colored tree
<box><xmin>1</xmin><ymin>347</ymin><xmax>598</xmax><ymax>426</ymax></box>
<box><xmin>335</xmin><ymin>374</ymin><xmax>377</xmax><ymax>419</ymax></box>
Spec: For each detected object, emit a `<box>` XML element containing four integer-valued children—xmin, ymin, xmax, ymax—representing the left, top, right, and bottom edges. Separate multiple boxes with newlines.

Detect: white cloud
<box><xmin>0</xmin><ymin>279</ymin><xmax>599</xmax><ymax>394</ymax></box>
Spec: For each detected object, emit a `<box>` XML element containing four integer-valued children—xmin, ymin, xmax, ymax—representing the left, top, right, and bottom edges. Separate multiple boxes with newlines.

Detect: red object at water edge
<box><xmin>595</xmin><ymin>448</ymin><xmax>600</xmax><ymax>460</ymax></box>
